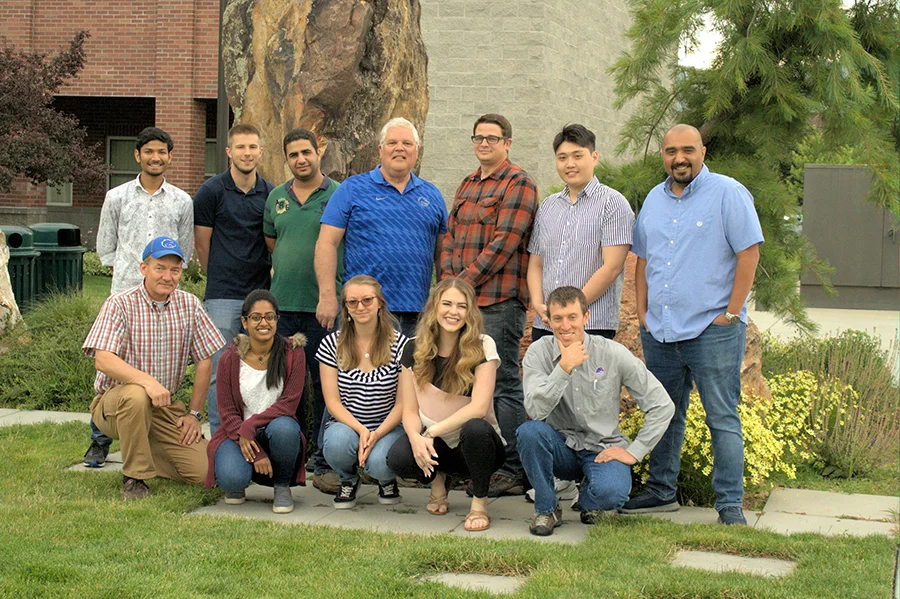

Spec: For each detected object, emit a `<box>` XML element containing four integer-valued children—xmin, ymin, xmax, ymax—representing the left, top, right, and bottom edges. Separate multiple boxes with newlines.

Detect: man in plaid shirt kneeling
<box><xmin>83</xmin><ymin>236</ymin><xmax>225</xmax><ymax>500</ymax></box>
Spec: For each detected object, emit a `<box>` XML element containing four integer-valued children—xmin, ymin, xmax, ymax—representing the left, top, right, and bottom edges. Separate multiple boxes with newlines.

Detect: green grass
<box><xmin>0</xmin><ymin>422</ymin><xmax>897</xmax><ymax>599</ymax></box>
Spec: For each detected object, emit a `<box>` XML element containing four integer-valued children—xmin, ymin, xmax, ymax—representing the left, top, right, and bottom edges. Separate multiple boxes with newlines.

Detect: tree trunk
<box><xmin>222</xmin><ymin>0</ymin><xmax>429</xmax><ymax>183</ymax></box>
<box><xmin>0</xmin><ymin>232</ymin><xmax>23</xmax><ymax>335</ymax></box>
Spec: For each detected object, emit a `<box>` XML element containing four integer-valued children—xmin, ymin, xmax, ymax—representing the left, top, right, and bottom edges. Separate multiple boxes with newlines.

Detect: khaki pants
<box><xmin>90</xmin><ymin>384</ymin><xmax>209</xmax><ymax>484</ymax></box>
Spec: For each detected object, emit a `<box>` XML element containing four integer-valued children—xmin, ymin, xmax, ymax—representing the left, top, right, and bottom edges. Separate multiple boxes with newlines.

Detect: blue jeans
<box><xmin>517</xmin><ymin>420</ymin><xmax>632</xmax><ymax>514</ymax></box>
<box><xmin>205</xmin><ymin>299</ymin><xmax>245</xmax><ymax>435</ymax></box>
<box><xmin>276</xmin><ymin>311</ymin><xmax>332</xmax><ymax>475</ymax></box>
<box><xmin>481</xmin><ymin>299</ymin><xmax>527</xmax><ymax>479</ymax></box>
<box><xmin>214</xmin><ymin>416</ymin><xmax>302</xmax><ymax>490</ymax></box>
<box><xmin>322</xmin><ymin>421</ymin><xmax>405</xmax><ymax>484</ymax></box>
<box><xmin>640</xmin><ymin>322</ymin><xmax>746</xmax><ymax>511</ymax></box>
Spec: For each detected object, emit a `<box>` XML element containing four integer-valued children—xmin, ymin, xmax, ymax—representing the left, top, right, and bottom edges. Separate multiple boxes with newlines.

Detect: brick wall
<box><xmin>418</xmin><ymin>0</ymin><xmax>635</xmax><ymax>203</ymax></box>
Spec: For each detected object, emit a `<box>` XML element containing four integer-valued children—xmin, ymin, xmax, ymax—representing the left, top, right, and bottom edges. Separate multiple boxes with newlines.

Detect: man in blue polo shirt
<box><xmin>621</xmin><ymin>124</ymin><xmax>763</xmax><ymax>525</ymax></box>
<box><xmin>193</xmin><ymin>123</ymin><xmax>275</xmax><ymax>433</ymax></box>
<box><xmin>315</xmin><ymin>117</ymin><xmax>447</xmax><ymax>336</ymax></box>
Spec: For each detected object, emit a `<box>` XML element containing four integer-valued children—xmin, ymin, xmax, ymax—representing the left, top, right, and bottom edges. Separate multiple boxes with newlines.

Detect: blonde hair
<box><xmin>335</xmin><ymin>276</ymin><xmax>397</xmax><ymax>370</ymax></box>
<box><xmin>412</xmin><ymin>278</ymin><xmax>485</xmax><ymax>396</ymax></box>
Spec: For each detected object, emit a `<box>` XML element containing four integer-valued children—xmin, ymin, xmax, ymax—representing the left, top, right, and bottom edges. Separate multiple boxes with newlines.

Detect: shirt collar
<box><xmin>561</xmin><ymin>176</ymin><xmax>601</xmax><ymax>203</ymax></box>
<box><xmin>134</xmin><ymin>174</ymin><xmax>168</xmax><ymax>197</ymax></box>
<box><xmin>469</xmin><ymin>158</ymin><xmax>511</xmax><ymax>181</ymax></box>
<box><xmin>137</xmin><ymin>282</ymin><xmax>172</xmax><ymax>309</ymax></box>
<box><xmin>222</xmin><ymin>170</ymin><xmax>268</xmax><ymax>195</ymax></box>
<box><xmin>370</xmin><ymin>165</ymin><xmax>421</xmax><ymax>192</ymax></box>
<box><xmin>664</xmin><ymin>164</ymin><xmax>710</xmax><ymax>199</ymax></box>
<box><xmin>548</xmin><ymin>331</ymin><xmax>600</xmax><ymax>362</ymax></box>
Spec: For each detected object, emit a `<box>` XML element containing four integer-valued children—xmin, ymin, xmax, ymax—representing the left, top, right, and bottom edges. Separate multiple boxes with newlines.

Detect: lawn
<box><xmin>0</xmin><ymin>422</ymin><xmax>896</xmax><ymax>599</ymax></box>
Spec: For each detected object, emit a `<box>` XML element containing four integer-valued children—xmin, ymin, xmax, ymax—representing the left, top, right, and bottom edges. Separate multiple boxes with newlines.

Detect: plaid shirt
<box><xmin>440</xmin><ymin>159</ymin><xmax>538</xmax><ymax>306</ymax></box>
<box><xmin>83</xmin><ymin>284</ymin><xmax>225</xmax><ymax>395</ymax></box>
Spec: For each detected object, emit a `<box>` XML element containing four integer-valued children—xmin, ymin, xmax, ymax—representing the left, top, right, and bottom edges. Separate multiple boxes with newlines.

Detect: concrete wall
<box><xmin>418</xmin><ymin>0</ymin><xmax>634</xmax><ymax>202</ymax></box>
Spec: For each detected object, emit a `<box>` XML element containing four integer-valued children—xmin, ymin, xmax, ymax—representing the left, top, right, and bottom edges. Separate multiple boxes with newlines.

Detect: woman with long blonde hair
<box><xmin>387</xmin><ymin>278</ymin><xmax>504</xmax><ymax>532</ymax></box>
<box><xmin>317</xmin><ymin>275</ymin><xmax>409</xmax><ymax>509</ymax></box>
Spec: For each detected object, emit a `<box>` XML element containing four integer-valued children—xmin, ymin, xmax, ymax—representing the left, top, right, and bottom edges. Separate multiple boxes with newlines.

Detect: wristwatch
<box><xmin>724</xmin><ymin>311</ymin><xmax>740</xmax><ymax>325</ymax></box>
<box><xmin>187</xmin><ymin>409</ymin><xmax>203</xmax><ymax>421</ymax></box>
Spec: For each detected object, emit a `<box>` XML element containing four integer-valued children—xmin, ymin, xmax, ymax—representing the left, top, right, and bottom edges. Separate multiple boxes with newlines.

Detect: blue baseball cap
<box><xmin>142</xmin><ymin>236</ymin><xmax>184</xmax><ymax>261</ymax></box>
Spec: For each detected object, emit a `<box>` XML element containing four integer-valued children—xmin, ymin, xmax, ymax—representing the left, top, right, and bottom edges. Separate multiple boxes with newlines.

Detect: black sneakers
<box><xmin>83</xmin><ymin>441</ymin><xmax>109</xmax><ymax>468</ymax></box>
<box><xmin>717</xmin><ymin>506</ymin><xmax>747</xmax><ymax>525</ymax></box>
<box><xmin>333</xmin><ymin>480</ymin><xmax>359</xmax><ymax>509</ymax></box>
<box><xmin>618</xmin><ymin>491</ymin><xmax>680</xmax><ymax>514</ymax></box>
<box><xmin>377</xmin><ymin>480</ymin><xmax>402</xmax><ymax>505</ymax></box>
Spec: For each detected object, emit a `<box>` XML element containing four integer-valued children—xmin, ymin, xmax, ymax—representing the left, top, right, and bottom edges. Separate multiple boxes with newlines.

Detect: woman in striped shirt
<box><xmin>316</xmin><ymin>275</ymin><xmax>409</xmax><ymax>509</ymax></box>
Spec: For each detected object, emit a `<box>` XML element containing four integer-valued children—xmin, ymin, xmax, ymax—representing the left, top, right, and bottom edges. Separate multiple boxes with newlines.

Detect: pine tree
<box><xmin>602</xmin><ymin>0</ymin><xmax>900</xmax><ymax>332</ymax></box>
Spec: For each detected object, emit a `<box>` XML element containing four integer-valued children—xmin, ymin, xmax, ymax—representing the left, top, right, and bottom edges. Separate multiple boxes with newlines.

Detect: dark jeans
<box><xmin>277</xmin><ymin>311</ymin><xmax>332</xmax><ymax>475</ymax></box>
<box><xmin>640</xmin><ymin>322</ymin><xmax>747</xmax><ymax>511</ymax></box>
<box><xmin>393</xmin><ymin>312</ymin><xmax>420</xmax><ymax>338</ymax></box>
<box><xmin>531</xmin><ymin>328</ymin><xmax>615</xmax><ymax>342</ymax></box>
<box><xmin>386</xmin><ymin>418</ymin><xmax>505</xmax><ymax>498</ymax></box>
<box><xmin>480</xmin><ymin>298</ymin><xmax>527</xmax><ymax>479</ymax></box>
<box><xmin>214</xmin><ymin>416</ymin><xmax>303</xmax><ymax>489</ymax></box>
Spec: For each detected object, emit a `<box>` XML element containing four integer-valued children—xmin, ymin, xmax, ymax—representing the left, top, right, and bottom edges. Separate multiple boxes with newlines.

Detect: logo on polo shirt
<box><xmin>276</xmin><ymin>197</ymin><xmax>290</xmax><ymax>214</ymax></box>
<box><xmin>375</xmin><ymin>196</ymin><xmax>385</xmax><ymax>201</ymax></box>
<box><xmin>418</xmin><ymin>196</ymin><xmax>430</xmax><ymax>207</ymax></box>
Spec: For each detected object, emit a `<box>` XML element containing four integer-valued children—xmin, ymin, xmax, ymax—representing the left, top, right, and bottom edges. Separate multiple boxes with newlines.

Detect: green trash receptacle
<box><xmin>29</xmin><ymin>223</ymin><xmax>85</xmax><ymax>298</ymax></box>
<box><xmin>1</xmin><ymin>225</ymin><xmax>41</xmax><ymax>310</ymax></box>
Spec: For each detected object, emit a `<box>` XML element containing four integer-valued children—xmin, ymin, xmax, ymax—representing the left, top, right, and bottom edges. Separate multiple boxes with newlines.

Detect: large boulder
<box><xmin>222</xmin><ymin>0</ymin><xmax>429</xmax><ymax>182</ymax></box>
<box><xmin>0</xmin><ymin>232</ymin><xmax>23</xmax><ymax>335</ymax></box>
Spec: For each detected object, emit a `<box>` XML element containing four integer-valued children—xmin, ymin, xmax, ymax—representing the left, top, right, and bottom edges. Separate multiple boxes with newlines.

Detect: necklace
<box><xmin>249</xmin><ymin>348</ymin><xmax>271</xmax><ymax>364</ymax></box>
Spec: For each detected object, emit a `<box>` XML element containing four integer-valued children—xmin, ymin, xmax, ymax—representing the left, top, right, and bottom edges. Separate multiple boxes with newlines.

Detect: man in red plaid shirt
<box><xmin>440</xmin><ymin>114</ymin><xmax>538</xmax><ymax>496</ymax></box>
<box><xmin>83</xmin><ymin>236</ymin><xmax>225</xmax><ymax>500</ymax></box>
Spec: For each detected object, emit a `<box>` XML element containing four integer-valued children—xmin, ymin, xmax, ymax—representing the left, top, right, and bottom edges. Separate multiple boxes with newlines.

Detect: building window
<box><xmin>107</xmin><ymin>136</ymin><xmax>139</xmax><ymax>190</ymax></box>
<box><xmin>46</xmin><ymin>182</ymin><xmax>73</xmax><ymax>206</ymax></box>
<box><xmin>205</xmin><ymin>138</ymin><xmax>217</xmax><ymax>180</ymax></box>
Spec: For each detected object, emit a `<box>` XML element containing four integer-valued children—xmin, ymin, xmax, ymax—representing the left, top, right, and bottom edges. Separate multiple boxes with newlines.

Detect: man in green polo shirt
<box><xmin>264</xmin><ymin>128</ymin><xmax>342</xmax><ymax>494</ymax></box>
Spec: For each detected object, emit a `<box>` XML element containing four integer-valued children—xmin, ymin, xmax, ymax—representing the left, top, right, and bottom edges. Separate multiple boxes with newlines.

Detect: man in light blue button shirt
<box><xmin>622</xmin><ymin>124</ymin><xmax>763</xmax><ymax>526</ymax></box>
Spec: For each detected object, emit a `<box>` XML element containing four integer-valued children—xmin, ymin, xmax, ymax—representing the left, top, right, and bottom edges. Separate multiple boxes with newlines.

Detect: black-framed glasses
<box><xmin>471</xmin><ymin>135</ymin><xmax>506</xmax><ymax>145</ymax></box>
<box><xmin>345</xmin><ymin>296</ymin><xmax>376</xmax><ymax>309</ymax></box>
<box><xmin>246</xmin><ymin>313</ymin><xmax>278</xmax><ymax>323</ymax></box>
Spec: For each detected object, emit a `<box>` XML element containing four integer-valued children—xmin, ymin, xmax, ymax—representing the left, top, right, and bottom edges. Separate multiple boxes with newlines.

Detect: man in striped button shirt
<box><xmin>527</xmin><ymin>124</ymin><xmax>634</xmax><ymax>342</ymax></box>
<box><xmin>440</xmin><ymin>114</ymin><xmax>539</xmax><ymax>497</ymax></box>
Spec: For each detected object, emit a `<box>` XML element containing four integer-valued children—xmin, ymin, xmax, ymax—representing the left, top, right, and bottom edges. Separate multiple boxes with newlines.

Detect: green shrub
<box><xmin>82</xmin><ymin>251</ymin><xmax>111</xmax><ymax>277</ymax></box>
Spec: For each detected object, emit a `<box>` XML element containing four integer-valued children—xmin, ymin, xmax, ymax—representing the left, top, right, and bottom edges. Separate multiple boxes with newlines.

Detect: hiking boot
<box><xmin>333</xmin><ymin>480</ymin><xmax>359</xmax><ymax>509</ymax></box>
<box><xmin>469</xmin><ymin>473</ymin><xmax>524</xmax><ymax>497</ymax></box>
<box><xmin>618</xmin><ymin>491</ymin><xmax>680</xmax><ymax>514</ymax></box>
<box><xmin>580</xmin><ymin>509</ymin><xmax>616</xmax><ymax>525</ymax></box>
<box><xmin>529</xmin><ymin>506</ymin><xmax>563</xmax><ymax>536</ymax></box>
<box><xmin>83</xmin><ymin>441</ymin><xmax>109</xmax><ymax>468</ymax></box>
<box><xmin>273</xmin><ymin>486</ymin><xmax>294</xmax><ymax>514</ymax></box>
<box><xmin>525</xmin><ymin>478</ymin><xmax>578</xmax><ymax>503</ymax></box>
<box><xmin>121</xmin><ymin>475</ymin><xmax>149</xmax><ymax>500</ymax></box>
<box><xmin>224</xmin><ymin>491</ymin><xmax>246</xmax><ymax>505</ymax></box>
<box><xmin>717</xmin><ymin>506</ymin><xmax>747</xmax><ymax>525</ymax></box>
<box><xmin>313</xmin><ymin>471</ymin><xmax>340</xmax><ymax>495</ymax></box>
<box><xmin>377</xmin><ymin>480</ymin><xmax>402</xmax><ymax>505</ymax></box>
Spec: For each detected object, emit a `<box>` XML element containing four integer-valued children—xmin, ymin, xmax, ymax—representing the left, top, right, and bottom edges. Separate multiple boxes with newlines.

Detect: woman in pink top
<box><xmin>387</xmin><ymin>278</ymin><xmax>504</xmax><ymax>531</ymax></box>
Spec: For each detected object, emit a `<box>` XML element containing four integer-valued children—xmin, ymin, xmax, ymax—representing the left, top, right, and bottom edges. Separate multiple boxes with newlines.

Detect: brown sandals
<box><xmin>426</xmin><ymin>493</ymin><xmax>449</xmax><ymax>515</ymax></box>
<box><xmin>464</xmin><ymin>509</ymin><xmax>491</xmax><ymax>532</ymax></box>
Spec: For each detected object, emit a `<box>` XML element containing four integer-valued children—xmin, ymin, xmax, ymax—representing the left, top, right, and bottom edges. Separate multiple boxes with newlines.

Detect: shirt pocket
<box><xmin>476</xmin><ymin>197</ymin><xmax>501</xmax><ymax>225</ymax></box>
<box><xmin>686</xmin><ymin>207</ymin><xmax>717</xmax><ymax>240</ymax></box>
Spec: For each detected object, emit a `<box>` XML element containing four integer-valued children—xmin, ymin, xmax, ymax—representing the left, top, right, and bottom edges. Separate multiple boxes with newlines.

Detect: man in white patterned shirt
<box><xmin>527</xmin><ymin>124</ymin><xmax>634</xmax><ymax>341</ymax></box>
<box><xmin>83</xmin><ymin>237</ymin><xmax>224</xmax><ymax>500</ymax></box>
<box><xmin>96</xmin><ymin>127</ymin><xmax>193</xmax><ymax>294</ymax></box>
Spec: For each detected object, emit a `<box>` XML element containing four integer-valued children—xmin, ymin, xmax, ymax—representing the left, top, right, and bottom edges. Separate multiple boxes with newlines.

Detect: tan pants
<box><xmin>90</xmin><ymin>384</ymin><xmax>208</xmax><ymax>484</ymax></box>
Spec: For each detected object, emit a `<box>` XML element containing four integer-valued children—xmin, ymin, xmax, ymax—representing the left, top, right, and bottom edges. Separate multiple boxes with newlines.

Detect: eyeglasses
<box><xmin>345</xmin><ymin>296</ymin><xmax>376</xmax><ymax>309</ymax></box>
<box><xmin>471</xmin><ymin>135</ymin><xmax>506</xmax><ymax>145</ymax></box>
<box><xmin>246</xmin><ymin>313</ymin><xmax>278</xmax><ymax>323</ymax></box>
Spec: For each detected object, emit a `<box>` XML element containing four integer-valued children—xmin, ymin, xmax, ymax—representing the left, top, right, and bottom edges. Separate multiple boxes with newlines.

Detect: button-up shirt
<box><xmin>83</xmin><ymin>284</ymin><xmax>225</xmax><ymax>395</ymax></box>
<box><xmin>321</xmin><ymin>166</ymin><xmax>447</xmax><ymax>313</ymax></box>
<box><xmin>522</xmin><ymin>334</ymin><xmax>674</xmax><ymax>459</ymax></box>
<box><xmin>441</xmin><ymin>159</ymin><xmax>538</xmax><ymax>307</ymax></box>
<box><xmin>96</xmin><ymin>175</ymin><xmax>194</xmax><ymax>293</ymax></box>
<box><xmin>528</xmin><ymin>177</ymin><xmax>633</xmax><ymax>330</ymax></box>
<box><xmin>632</xmin><ymin>165</ymin><xmax>764</xmax><ymax>342</ymax></box>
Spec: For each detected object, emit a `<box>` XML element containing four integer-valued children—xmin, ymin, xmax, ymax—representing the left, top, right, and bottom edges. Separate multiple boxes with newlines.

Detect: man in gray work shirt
<box><xmin>518</xmin><ymin>286</ymin><xmax>674</xmax><ymax>536</ymax></box>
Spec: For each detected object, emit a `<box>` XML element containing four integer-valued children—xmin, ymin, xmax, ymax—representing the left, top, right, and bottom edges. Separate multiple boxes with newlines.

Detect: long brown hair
<box><xmin>335</xmin><ymin>275</ymin><xmax>397</xmax><ymax>370</ymax></box>
<box><xmin>412</xmin><ymin>278</ymin><xmax>485</xmax><ymax>395</ymax></box>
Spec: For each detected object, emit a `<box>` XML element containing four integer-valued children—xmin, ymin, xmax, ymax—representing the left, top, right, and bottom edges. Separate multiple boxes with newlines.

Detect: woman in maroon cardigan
<box><xmin>205</xmin><ymin>290</ymin><xmax>307</xmax><ymax>514</ymax></box>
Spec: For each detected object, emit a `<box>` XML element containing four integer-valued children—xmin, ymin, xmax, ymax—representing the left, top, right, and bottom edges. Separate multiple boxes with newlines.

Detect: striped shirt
<box><xmin>83</xmin><ymin>284</ymin><xmax>225</xmax><ymax>395</ymax></box>
<box><xmin>528</xmin><ymin>177</ymin><xmax>634</xmax><ymax>331</ymax></box>
<box><xmin>316</xmin><ymin>330</ymin><xmax>409</xmax><ymax>430</ymax></box>
<box><xmin>96</xmin><ymin>175</ymin><xmax>194</xmax><ymax>293</ymax></box>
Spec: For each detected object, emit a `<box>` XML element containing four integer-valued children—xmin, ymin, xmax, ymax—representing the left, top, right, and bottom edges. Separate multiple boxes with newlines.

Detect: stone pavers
<box><xmin>419</xmin><ymin>573</ymin><xmax>524</xmax><ymax>595</ymax></box>
<box><xmin>671</xmin><ymin>550</ymin><xmax>796</xmax><ymax>578</ymax></box>
<box><xmin>0</xmin><ymin>409</ymin><xmax>91</xmax><ymax>427</ymax></box>
<box><xmin>757</xmin><ymin>488</ymin><xmax>899</xmax><ymax>537</ymax></box>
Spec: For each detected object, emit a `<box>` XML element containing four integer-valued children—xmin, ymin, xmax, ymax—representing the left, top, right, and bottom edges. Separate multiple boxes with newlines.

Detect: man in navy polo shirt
<box><xmin>193</xmin><ymin>123</ymin><xmax>275</xmax><ymax>433</ymax></box>
<box><xmin>315</xmin><ymin>117</ymin><xmax>447</xmax><ymax>336</ymax></box>
<box><xmin>621</xmin><ymin>124</ymin><xmax>763</xmax><ymax>525</ymax></box>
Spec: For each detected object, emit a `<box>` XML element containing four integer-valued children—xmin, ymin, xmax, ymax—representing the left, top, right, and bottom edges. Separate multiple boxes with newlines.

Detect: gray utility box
<box><xmin>801</xmin><ymin>165</ymin><xmax>899</xmax><ymax>309</ymax></box>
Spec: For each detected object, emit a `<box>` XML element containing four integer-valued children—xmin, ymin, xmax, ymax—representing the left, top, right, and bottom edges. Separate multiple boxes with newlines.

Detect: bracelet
<box><xmin>187</xmin><ymin>409</ymin><xmax>203</xmax><ymax>421</ymax></box>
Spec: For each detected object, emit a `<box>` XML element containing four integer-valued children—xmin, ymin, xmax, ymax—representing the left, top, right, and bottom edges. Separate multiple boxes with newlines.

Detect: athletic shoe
<box><xmin>273</xmin><ymin>486</ymin><xmax>294</xmax><ymax>514</ymax></box>
<box><xmin>377</xmin><ymin>480</ymin><xmax>402</xmax><ymax>505</ymax></box>
<box><xmin>83</xmin><ymin>441</ymin><xmax>109</xmax><ymax>468</ymax></box>
<box><xmin>529</xmin><ymin>506</ymin><xmax>563</xmax><ymax>536</ymax></box>
<box><xmin>333</xmin><ymin>480</ymin><xmax>359</xmax><ymax>509</ymax></box>
<box><xmin>121</xmin><ymin>475</ymin><xmax>149</xmax><ymax>500</ymax></box>
<box><xmin>224</xmin><ymin>491</ymin><xmax>246</xmax><ymax>505</ymax></box>
<box><xmin>717</xmin><ymin>506</ymin><xmax>747</xmax><ymax>525</ymax></box>
<box><xmin>618</xmin><ymin>491</ymin><xmax>680</xmax><ymax>514</ymax></box>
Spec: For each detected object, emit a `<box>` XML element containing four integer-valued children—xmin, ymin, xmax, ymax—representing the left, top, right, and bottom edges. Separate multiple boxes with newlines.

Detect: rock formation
<box><xmin>222</xmin><ymin>0</ymin><xmax>429</xmax><ymax>183</ymax></box>
<box><xmin>0</xmin><ymin>233</ymin><xmax>23</xmax><ymax>335</ymax></box>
